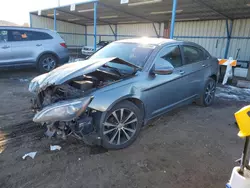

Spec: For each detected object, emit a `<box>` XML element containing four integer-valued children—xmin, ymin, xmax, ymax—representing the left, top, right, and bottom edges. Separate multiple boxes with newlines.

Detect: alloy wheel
<box><xmin>205</xmin><ymin>80</ymin><xmax>216</xmax><ymax>104</ymax></box>
<box><xmin>103</xmin><ymin>108</ymin><xmax>138</xmax><ymax>145</ymax></box>
<box><xmin>42</xmin><ymin>57</ymin><xmax>56</xmax><ymax>71</ymax></box>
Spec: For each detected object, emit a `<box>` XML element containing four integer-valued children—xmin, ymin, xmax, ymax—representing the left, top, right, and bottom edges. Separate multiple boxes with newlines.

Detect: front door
<box><xmin>143</xmin><ymin>45</ymin><xmax>191</xmax><ymax>118</ymax></box>
<box><xmin>0</xmin><ymin>30</ymin><xmax>12</xmax><ymax>65</ymax></box>
<box><xmin>8</xmin><ymin>30</ymin><xmax>37</xmax><ymax>65</ymax></box>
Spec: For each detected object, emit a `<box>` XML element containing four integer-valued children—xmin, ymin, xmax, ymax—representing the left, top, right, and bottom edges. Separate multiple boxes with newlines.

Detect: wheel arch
<box><xmin>105</xmin><ymin>97</ymin><xmax>146</xmax><ymax>123</ymax></box>
<box><xmin>210</xmin><ymin>74</ymin><xmax>217</xmax><ymax>82</ymax></box>
<box><xmin>36</xmin><ymin>51</ymin><xmax>59</xmax><ymax>65</ymax></box>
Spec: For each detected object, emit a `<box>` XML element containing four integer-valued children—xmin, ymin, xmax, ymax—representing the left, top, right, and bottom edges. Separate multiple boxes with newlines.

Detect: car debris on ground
<box><xmin>50</xmin><ymin>145</ymin><xmax>62</xmax><ymax>151</ymax></box>
<box><xmin>22</xmin><ymin>152</ymin><xmax>37</xmax><ymax>160</ymax></box>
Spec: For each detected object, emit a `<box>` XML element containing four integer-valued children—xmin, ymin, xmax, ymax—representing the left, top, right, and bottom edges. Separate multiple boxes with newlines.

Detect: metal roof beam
<box><xmin>98</xmin><ymin>2</ymin><xmax>156</xmax><ymax>23</ymax></box>
<box><xmin>57</xmin><ymin>9</ymin><xmax>113</xmax><ymax>25</ymax></box>
<box><xmin>30</xmin><ymin>13</ymin><xmax>87</xmax><ymax>27</ymax></box>
<box><xmin>193</xmin><ymin>0</ymin><xmax>232</xmax><ymax>20</ymax></box>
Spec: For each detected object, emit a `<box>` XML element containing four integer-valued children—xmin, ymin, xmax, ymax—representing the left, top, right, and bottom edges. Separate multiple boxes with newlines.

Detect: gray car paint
<box><xmin>0</xmin><ymin>26</ymin><xmax>69</xmax><ymax>68</ymax></box>
<box><xmin>32</xmin><ymin>38</ymin><xmax>218</xmax><ymax>125</ymax></box>
<box><xmin>87</xmin><ymin>40</ymin><xmax>218</xmax><ymax>124</ymax></box>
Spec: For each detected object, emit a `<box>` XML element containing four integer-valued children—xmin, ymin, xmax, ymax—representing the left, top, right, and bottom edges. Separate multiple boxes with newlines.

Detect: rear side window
<box><xmin>183</xmin><ymin>46</ymin><xmax>205</xmax><ymax>64</ymax></box>
<box><xmin>8</xmin><ymin>30</ymin><xmax>52</xmax><ymax>42</ymax></box>
<box><xmin>31</xmin><ymin>31</ymin><xmax>53</xmax><ymax>40</ymax></box>
<box><xmin>0</xmin><ymin>30</ymin><xmax>8</xmax><ymax>42</ymax></box>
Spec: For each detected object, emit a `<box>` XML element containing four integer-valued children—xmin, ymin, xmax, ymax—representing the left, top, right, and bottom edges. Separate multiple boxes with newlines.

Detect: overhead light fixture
<box><xmin>118</xmin><ymin>21</ymin><xmax>137</xmax><ymax>24</ymax></box>
<box><xmin>78</xmin><ymin>8</ymin><xmax>94</xmax><ymax>13</ymax></box>
<box><xmin>99</xmin><ymin>15</ymin><xmax>118</xmax><ymax>19</ymax></box>
<box><xmin>47</xmin><ymin>13</ymin><xmax>59</xmax><ymax>16</ymax></box>
<box><xmin>150</xmin><ymin>10</ymin><xmax>183</xmax><ymax>15</ymax></box>
<box><xmin>176</xmin><ymin>18</ymin><xmax>200</xmax><ymax>21</ymax></box>
<box><xmin>68</xmin><ymin>18</ymin><xmax>80</xmax><ymax>21</ymax></box>
<box><xmin>128</xmin><ymin>0</ymin><xmax>162</xmax><ymax>6</ymax></box>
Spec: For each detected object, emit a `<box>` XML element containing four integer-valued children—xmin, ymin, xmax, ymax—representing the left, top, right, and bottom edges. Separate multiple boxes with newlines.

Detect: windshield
<box><xmin>90</xmin><ymin>42</ymin><xmax>155</xmax><ymax>67</ymax></box>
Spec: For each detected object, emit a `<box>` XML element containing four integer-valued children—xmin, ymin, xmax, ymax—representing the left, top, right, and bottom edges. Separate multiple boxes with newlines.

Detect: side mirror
<box><xmin>152</xmin><ymin>66</ymin><xmax>174</xmax><ymax>75</ymax></box>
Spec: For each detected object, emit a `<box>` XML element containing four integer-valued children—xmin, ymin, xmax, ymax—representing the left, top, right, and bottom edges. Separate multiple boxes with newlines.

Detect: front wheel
<box><xmin>100</xmin><ymin>101</ymin><xmax>142</xmax><ymax>150</ymax></box>
<box><xmin>196</xmin><ymin>78</ymin><xmax>216</xmax><ymax>107</ymax></box>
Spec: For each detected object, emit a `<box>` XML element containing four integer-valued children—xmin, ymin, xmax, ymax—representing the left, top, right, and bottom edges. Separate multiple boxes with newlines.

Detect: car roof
<box><xmin>115</xmin><ymin>37</ymin><xmax>179</xmax><ymax>46</ymax></box>
<box><xmin>0</xmin><ymin>26</ymin><xmax>52</xmax><ymax>32</ymax></box>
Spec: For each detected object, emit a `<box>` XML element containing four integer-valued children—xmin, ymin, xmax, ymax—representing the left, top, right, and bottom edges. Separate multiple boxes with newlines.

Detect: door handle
<box><xmin>179</xmin><ymin>70</ymin><xmax>185</xmax><ymax>75</ymax></box>
<box><xmin>36</xmin><ymin>44</ymin><xmax>42</xmax><ymax>46</ymax></box>
<box><xmin>2</xmin><ymin>45</ymin><xmax>10</xmax><ymax>49</ymax></box>
<box><xmin>202</xmin><ymin>64</ymin><xmax>207</xmax><ymax>67</ymax></box>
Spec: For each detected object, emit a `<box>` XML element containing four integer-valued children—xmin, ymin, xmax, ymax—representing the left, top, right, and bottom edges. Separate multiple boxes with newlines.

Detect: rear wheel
<box><xmin>196</xmin><ymin>78</ymin><xmax>216</xmax><ymax>106</ymax></box>
<box><xmin>37</xmin><ymin>54</ymin><xmax>57</xmax><ymax>73</ymax></box>
<box><xmin>100</xmin><ymin>101</ymin><xmax>142</xmax><ymax>149</ymax></box>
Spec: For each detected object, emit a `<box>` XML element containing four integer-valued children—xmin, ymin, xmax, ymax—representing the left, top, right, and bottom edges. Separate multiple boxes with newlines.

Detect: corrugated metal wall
<box><xmin>86</xmin><ymin>25</ymin><xmax>116</xmax><ymax>46</ymax></box>
<box><xmin>229</xmin><ymin>19</ymin><xmax>250</xmax><ymax>61</ymax></box>
<box><xmin>31</xmin><ymin>15</ymin><xmax>85</xmax><ymax>47</ymax></box>
<box><xmin>31</xmin><ymin>15</ymin><xmax>250</xmax><ymax>61</ymax></box>
<box><xmin>174</xmin><ymin>20</ymin><xmax>227</xmax><ymax>58</ymax></box>
<box><xmin>86</xmin><ymin>23</ymin><xmax>164</xmax><ymax>46</ymax></box>
<box><xmin>174</xmin><ymin>19</ymin><xmax>250</xmax><ymax>61</ymax></box>
<box><xmin>117</xmin><ymin>23</ymin><xmax>163</xmax><ymax>39</ymax></box>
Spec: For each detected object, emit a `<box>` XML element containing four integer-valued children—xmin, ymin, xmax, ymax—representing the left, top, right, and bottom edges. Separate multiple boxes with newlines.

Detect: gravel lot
<box><xmin>0</xmin><ymin>69</ymin><xmax>248</xmax><ymax>188</ymax></box>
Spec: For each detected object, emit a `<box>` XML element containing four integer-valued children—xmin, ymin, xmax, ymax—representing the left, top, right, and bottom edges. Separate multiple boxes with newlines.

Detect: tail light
<box><xmin>60</xmin><ymin>43</ymin><xmax>67</xmax><ymax>48</ymax></box>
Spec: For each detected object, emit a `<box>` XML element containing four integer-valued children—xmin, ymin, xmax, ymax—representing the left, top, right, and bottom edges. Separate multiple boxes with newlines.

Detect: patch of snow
<box><xmin>216</xmin><ymin>85</ymin><xmax>250</xmax><ymax>102</ymax></box>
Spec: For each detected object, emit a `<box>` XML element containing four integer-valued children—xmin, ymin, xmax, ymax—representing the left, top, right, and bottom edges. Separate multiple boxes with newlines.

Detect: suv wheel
<box><xmin>37</xmin><ymin>54</ymin><xmax>57</xmax><ymax>73</ymax></box>
<box><xmin>100</xmin><ymin>101</ymin><xmax>142</xmax><ymax>150</ymax></box>
<box><xmin>196</xmin><ymin>78</ymin><xmax>216</xmax><ymax>107</ymax></box>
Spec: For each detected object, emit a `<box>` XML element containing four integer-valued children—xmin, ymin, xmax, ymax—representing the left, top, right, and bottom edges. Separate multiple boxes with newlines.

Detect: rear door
<box><xmin>0</xmin><ymin>30</ymin><xmax>12</xmax><ymax>65</ymax></box>
<box><xmin>180</xmin><ymin>45</ymin><xmax>211</xmax><ymax>96</ymax></box>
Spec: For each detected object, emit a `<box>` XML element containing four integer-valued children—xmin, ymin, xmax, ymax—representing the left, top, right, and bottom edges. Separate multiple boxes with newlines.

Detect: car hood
<box><xmin>34</xmin><ymin>57</ymin><xmax>140</xmax><ymax>90</ymax></box>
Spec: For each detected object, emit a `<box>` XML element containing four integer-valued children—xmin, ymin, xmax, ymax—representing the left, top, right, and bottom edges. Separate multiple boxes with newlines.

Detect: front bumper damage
<box><xmin>44</xmin><ymin>115</ymin><xmax>102</xmax><ymax>146</ymax></box>
<box><xmin>32</xmin><ymin>96</ymin><xmax>102</xmax><ymax>146</ymax></box>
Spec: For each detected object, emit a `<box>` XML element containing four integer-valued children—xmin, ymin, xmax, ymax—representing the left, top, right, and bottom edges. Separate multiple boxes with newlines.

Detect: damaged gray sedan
<box><xmin>29</xmin><ymin>38</ymin><xmax>218</xmax><ymax>149</ymax></box>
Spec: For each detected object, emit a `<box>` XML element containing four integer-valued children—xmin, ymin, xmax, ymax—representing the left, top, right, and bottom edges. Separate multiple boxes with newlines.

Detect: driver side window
<box><xmin>155</xmin><ymin>45</ymin><xmax>182</xmax><ymax>69</ymax></box>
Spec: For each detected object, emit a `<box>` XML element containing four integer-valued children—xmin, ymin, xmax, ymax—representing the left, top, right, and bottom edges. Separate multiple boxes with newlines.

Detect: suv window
<box><xmin>183</xmin><ymin>46</ymin><xmax>205</xmax><ymax>64</ymax></box>
<box><xmin>0</xmin><ymin>30</ymin><xmax>8</xmax><ymax>42</ymax></box>
<box><xmin>31</xmin><ymin>31</ymin><xmax>53</xmax><ymax>40</ymax></box>
<box><xmin>9</xmin><ymin>30</ymin><xmax>52</xmax><ymax>42</ymax></box>
<box><xmin>155</xmin><ymin>45</ymin><xmax>182</xmax><ymax>68</ymax></box>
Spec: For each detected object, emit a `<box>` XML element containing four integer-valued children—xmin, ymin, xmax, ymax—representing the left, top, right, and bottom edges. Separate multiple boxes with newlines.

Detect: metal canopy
<box><xmin>30</xmin><ymin>0</ymin><xmax>250</xmax><ymax>26</ymax></box>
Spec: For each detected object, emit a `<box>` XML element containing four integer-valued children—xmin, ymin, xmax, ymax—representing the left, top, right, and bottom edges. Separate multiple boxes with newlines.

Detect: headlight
<box><xmin>33</xmin><ymin>96</ymin><xmax>93</xmax><ymax>123</ymax></box>
<box><xmin>28</xmin><ymin>73</ymin><xmax>48</xmax><ymax>92</ymax></box>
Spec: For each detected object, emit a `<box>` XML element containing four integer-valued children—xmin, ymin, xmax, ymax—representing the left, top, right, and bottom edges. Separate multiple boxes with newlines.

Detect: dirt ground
<box><xmin>0</xmin><ymin>69</ymin><xmax>248</xmax><ymax>188</ymax></box>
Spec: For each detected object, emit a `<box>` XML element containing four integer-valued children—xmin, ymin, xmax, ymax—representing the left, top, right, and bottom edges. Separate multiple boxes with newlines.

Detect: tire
<box><xmin>37</xmin><ymin>54</ymin><xmax>57</xmax><ymax>73</ymax></box>
<box><xmin>100</xmin><ymin>101</ymin><xmax>143</xmax><ymax>150</ymax></box>
<box><xmin>196</xmin><ymin>78</ymin><xmax>216</xmax><ymax>107</ymax></box>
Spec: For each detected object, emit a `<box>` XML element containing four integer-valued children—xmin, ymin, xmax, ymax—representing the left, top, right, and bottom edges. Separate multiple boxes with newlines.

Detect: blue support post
<box><xmin>224</xmin><ymin>19</ymin><xmax>233</xmax><ymax>59</ymax></box>
<box><xmin>159</xmin><ymin>23</ymin><xmax>161</xmax><ymax>38</ymax></box>
<box><xmin>115</xmin><ymin>25</ymin><xmax>117</xmax><ymax>40</ymax></box>
<box><xmin>93</xmin><ymin>2</ymin><xmax>97</xmax><ymax>51</ymax></box>
<box><xmin>170</xmin><ymin>0</ymin><xmax>178</xmax><ymax>39</ymax></box>
<box><xmin>29</xmin><ymin>13</ymin><xmax>32</xmax><ymax>28</ymax></box>
<box><xmin>84</xmin><ymin>25</ymin><xmax>87</xmax><ymax>46</ymax></box>
<box><xmin>54</xmin><ymin>9</ymin><xmax>57</xmax><ymax>31</ymax></box>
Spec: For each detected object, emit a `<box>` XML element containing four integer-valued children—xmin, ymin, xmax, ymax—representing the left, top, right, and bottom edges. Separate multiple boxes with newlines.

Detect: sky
<box><xmin>0</xmin><ymin>0</ymin><xmax>86</xmax><ymax>25</ymax></box>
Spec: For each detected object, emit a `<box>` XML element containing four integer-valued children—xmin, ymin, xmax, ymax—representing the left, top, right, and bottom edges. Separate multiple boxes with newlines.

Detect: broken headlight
<box><xmin>33</xmin><ymin>96</ymin><xmax>93</xmax><ymax>123</ymax></box>
<box><xmin>29</xmin><ymin>73</ymin><xmax>48</xmax><ymax>93</ymax></box>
